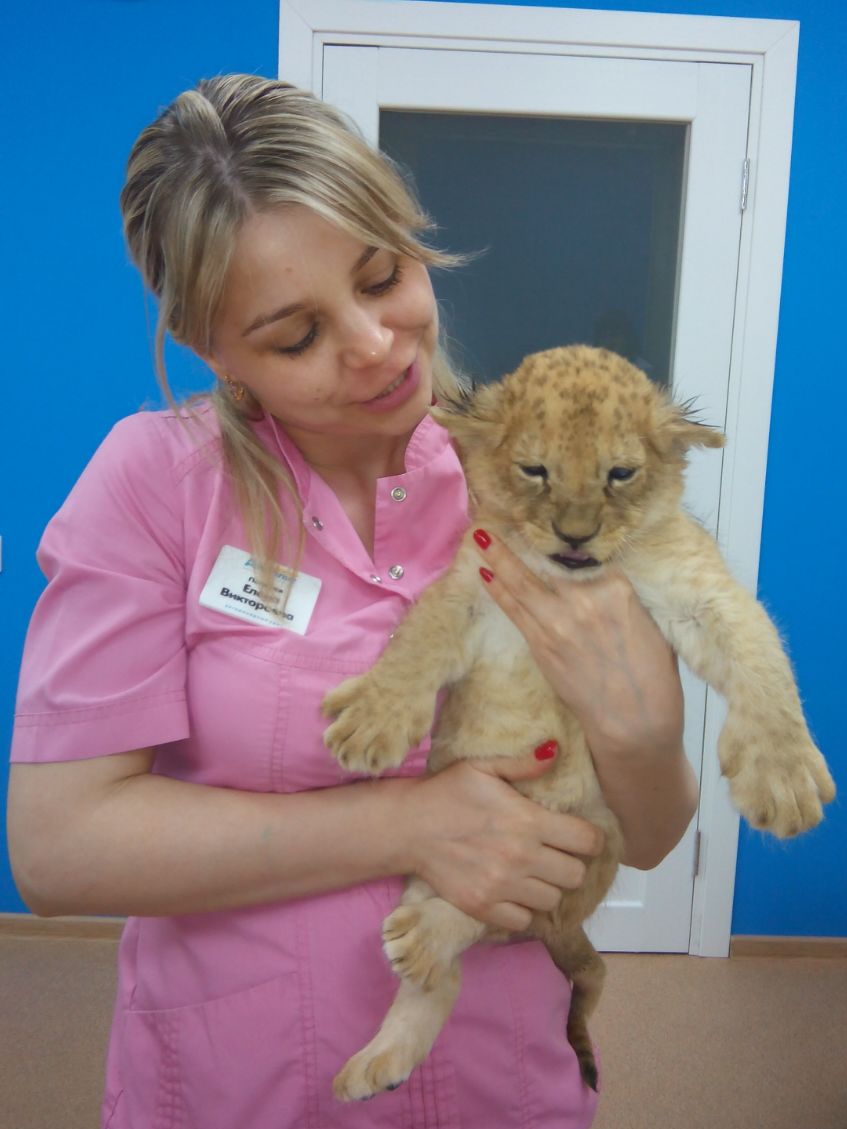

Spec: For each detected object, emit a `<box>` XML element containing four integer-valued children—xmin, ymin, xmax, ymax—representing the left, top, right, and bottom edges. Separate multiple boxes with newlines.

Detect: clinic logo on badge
<box><xmin>243</xmin><ymin>556</ymin><xmax>293</xmax><ymax>586</ymax></box>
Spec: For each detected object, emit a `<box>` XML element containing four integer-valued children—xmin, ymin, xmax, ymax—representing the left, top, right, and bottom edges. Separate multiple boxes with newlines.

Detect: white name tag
<box><xmin>199</xmin><ymin>545</ymin><xmax>321</xmax><ymax>635</ymax></box>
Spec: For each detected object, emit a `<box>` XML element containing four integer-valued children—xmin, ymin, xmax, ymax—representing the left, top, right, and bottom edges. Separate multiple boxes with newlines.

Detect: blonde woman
<box><xmin>8</xmin><ymin>76</ymin><xmax>696</xmax><ymax>1129</ymax></box>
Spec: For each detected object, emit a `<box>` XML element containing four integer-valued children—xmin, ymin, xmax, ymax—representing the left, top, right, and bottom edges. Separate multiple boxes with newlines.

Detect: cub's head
<box><xmin>432</xmin><ymin>344</ymin><xmax>724</xmax><ymax>578</ymax></box>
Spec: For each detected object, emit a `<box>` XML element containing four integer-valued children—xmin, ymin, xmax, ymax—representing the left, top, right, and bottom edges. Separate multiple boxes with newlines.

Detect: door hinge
<box><xmin>740</xmin><ymin>158</ymin><xmax>751</xmax><ymax>212</ymax></box>
<box><xmin>693</xmin><ymin>830</ymin><xmax>703</xmax><ymax>878</ymax></box>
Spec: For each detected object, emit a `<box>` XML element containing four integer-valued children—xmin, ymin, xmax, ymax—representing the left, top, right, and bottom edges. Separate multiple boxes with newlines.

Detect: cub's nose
<box><xmin>551</xmin><ymin>521</ymin><xmax>600</xmax><ymax>550</ymax></box>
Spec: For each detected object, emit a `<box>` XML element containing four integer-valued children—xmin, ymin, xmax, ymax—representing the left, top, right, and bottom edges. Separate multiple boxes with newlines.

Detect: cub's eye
<box><xmin>608</xmin><ymin>466</ymin><xmax>636</xmax><ymax>482</ymax></box>
<box><xmin>518</xmin><ymin>464</ymin><xmax>548</xmax><ymax>479</ymax></box>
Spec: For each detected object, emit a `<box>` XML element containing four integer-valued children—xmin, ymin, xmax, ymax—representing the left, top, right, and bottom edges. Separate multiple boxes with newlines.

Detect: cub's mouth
<box><xmin>549</xmin><ymin>550</ymin><xmax>601</xmax><ymax>571</ymax></box>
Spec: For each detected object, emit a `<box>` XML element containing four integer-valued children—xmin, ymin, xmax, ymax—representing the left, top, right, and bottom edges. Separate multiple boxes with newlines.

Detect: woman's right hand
<box><xmin>400</xmin><ymin>751</ymin><xmax>605</xmax><ymax>932</ymax></box>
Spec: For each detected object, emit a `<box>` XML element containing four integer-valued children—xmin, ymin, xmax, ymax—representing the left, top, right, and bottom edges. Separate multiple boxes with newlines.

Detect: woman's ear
<box><xmin>196</xmin><ymin>347</ymin><xmax>227</xmax><ymax>384</ymax></box>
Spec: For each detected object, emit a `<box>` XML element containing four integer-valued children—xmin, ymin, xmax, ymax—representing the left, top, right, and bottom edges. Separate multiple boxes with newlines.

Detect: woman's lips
<box><xmin>374</xmin><ymin>371</ymin><xmax>407</xmax><ymax>398</ymax></box>
<box><xmin>360</xmin><ymin>358</ymin><xmax>420</xmax><ymax>413</ymax></box>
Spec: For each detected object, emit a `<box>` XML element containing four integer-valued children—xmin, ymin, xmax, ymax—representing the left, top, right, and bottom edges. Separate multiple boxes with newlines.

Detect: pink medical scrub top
<box><xmin>12</xmin><ymin>402</ymin><xmax>598</xmax><ymax>1129</ymax></box>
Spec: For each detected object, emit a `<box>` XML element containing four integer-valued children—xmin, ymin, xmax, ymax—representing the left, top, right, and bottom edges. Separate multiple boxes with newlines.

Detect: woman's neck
<box><xmin>282</xmin><ymin>422</ymin><xmax>414</xmax><ymax>483</ymax></box>
<box><xmin>284</xmin><ymin>426</ymin><xmax>418</xmax><ymax>559</ymax></box>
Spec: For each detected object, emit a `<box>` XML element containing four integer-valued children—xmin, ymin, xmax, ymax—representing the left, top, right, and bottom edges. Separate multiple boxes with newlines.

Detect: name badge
<box><xmin>199</xmin><ymin>545</ymin><xmax>321</xmax><ymax>635</ymax></box>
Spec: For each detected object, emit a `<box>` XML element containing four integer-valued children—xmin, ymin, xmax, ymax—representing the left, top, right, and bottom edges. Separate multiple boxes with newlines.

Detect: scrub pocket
<box><xmin>441</xmin><ymin>939</ymin><xmax>598</xmax><ymax>1129</ymax></box>
<box><xmin>274</xmin><ymin>651</ymin><xmax>431</xmax><ymax>793</ymax></box>
<box><xmin>118</xmin><ymin>973</ymin><xmax>304</xmax><ymax>1129</ymax></box>
<box><xmin>501</xmin><ymin>940</ymin><xmax>600</xmax><ymax>1125</ymax></box>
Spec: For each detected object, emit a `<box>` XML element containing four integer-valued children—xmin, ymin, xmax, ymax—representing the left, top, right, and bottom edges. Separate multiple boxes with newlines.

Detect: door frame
<box><xmin>279</xmin><ymin>0</ymin><xmax>800</xmax><ymax>958</ymax></box>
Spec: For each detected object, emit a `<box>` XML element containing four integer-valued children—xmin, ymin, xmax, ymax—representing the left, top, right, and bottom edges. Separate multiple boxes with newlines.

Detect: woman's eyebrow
<box><xmin>353</xmin><ymin>245</ymin><xmax>379</xmax><ymax>271</ymax></box>
<box><xmin>242</xmin><ymin>246</ymin><xmax>380</xmax><ymax>337</ymax></box>
<box><xmin>243</xmin><ymin>301</ymin><xmax>304</xmax><ymax>337</ymax></box>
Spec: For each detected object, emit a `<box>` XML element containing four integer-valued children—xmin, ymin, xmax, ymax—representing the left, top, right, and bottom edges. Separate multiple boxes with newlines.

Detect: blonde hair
<box><xmin>120</xmin><ymin>73</ymin><xmax>464</xmax><ymax>583</ymax></box>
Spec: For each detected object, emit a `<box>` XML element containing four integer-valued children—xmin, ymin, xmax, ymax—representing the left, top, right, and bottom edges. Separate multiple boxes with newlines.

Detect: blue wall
<box><xmin>0</xmin><ymin>0</ymin><xmax>278</xmax><ymax>913</ymax></box>
<box><xmin>485</xmin><ymin>0</ymin><xmax>846</xmax><ymax>939</ymax></box>
<box><xmin>398</xmin><ymin>0</ymin><xmax>847</xmax><ymax>939</ymax></box>
<box><xmin>2</xmin><ymin>0</ymin><xmax>844</xmax><ymax>935</ymax></box>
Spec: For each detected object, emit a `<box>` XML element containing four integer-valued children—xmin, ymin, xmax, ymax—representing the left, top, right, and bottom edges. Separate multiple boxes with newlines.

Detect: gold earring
<box><xmin>224</xmin><ymin>375</ymin><xmax>245</xmax><ymax>402</ymax></box>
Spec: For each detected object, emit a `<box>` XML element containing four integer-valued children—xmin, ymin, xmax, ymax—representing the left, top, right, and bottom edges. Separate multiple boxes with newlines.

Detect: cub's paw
<box><xmin>333</xmin><ymin>1040</ymin><xmax>417</xmax><ymax>1102</ymax></box>
<box><xmin>322</xmin><ymin>675</ymin><xmax>430</xmax><ymax>776</ymax></box>
<box><xmin>722</xmin><ymin>727</ymin><xmax>835</xmax><ymax>838</ymax></box>
<box><xmin>382</xmin><ymin>905</ymin><xmax>454</xmax><ymax>991</ymax></box>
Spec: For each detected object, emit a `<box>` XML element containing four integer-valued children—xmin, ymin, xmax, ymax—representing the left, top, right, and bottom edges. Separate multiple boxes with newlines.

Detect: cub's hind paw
<box><xmin>333</xmin><ymin>1042</ymin><xmax>416</xmax><ymax>1102</ymax></box>
<box><xmin>383</xmin><ymin>905</ymin><xmax>454</xmax><ymax>991</ymax></box>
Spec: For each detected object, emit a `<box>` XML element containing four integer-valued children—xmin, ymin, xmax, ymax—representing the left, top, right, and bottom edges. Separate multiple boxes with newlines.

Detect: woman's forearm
<box><xmin>9</xmin><ymin>755</ymin><xmax>419</xmax><ymax>918</ymax></box>
<box><xmin>9</xmin><ymin>749</ymin><xmax>605</xmax><ymax>927</ymax></box>
<box><xmin>588</xmin><ymin>735</ymin><xmax>699</xmax><ymax>869</ymax></box>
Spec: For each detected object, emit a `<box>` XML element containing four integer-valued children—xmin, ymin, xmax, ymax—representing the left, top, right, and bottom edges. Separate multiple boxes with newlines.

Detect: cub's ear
<box><xmin>430</xmin><ymin>381</ymin><xmax>506</xmax><ymax>449</ymax></box>
<box><xmin>651</xmin><ymin>398</ymin><xmax>725</xmax><ymax>456</ymax></box>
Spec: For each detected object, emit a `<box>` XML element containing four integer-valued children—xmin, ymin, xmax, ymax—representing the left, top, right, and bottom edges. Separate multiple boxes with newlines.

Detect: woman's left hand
<box><xmin>472</xmin><ymin>529</ymin><xmax>684</xmax><ymax>760</ymax></box>
<box><xmin>472</xmin><ymin>529</ymin><xmax>697</xmax><ymax>869</ymax></box>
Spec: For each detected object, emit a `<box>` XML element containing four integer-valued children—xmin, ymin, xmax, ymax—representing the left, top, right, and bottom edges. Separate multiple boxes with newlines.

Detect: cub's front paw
<box><xmin>322</xmin><ymin>675</ymin><xmax>431</xmax><ymax>776</ymax></box>
<box><xmin>721</xmin><ymin>722</ymin><xmax>835</xmax><ymax>838</ymax></box>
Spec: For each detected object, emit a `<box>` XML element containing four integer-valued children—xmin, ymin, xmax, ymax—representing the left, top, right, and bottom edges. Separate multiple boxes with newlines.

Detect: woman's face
<box><xmin>206</xmin><ymin>205</ymin><xmax>439</xmax><ymax>466</ymax></box>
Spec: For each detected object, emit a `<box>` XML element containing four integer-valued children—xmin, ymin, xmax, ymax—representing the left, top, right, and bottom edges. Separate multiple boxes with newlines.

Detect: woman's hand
<box><xmin>400</xmin><ymin>750</ymin><xmax>605</xmax><ymax>932</ymax></box>
<box><xmin>472</xmin><ymin>530</ymin><xmax>697</xmax><ymax>869</ymax></box>
<box><xmin>473</xmin><ymin>529</ymin><xmax>683</xmax><ymax>754</ymax></box>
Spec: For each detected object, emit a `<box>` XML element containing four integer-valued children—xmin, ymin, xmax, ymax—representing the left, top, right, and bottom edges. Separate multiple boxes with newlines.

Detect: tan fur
<box><xmin>323</xmin><ymin>345</ymin><xmax>835</xmax><ymax>1101</ymax></box>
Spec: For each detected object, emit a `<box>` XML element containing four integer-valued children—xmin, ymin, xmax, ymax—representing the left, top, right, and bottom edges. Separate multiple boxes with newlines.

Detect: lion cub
<box><xmin>323</xmin><ymin>345</ymin><xmax>834</xmax><ymax>1102</ymax></box>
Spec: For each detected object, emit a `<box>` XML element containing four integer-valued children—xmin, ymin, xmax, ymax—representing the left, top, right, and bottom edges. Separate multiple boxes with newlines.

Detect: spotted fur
<box><xmin>323</xmin><ymin>345</ymin><xmax>835</xmax><ymax>1102</ymax></box>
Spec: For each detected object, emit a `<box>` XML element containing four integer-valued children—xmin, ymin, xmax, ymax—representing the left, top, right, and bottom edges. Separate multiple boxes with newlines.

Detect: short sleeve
<box><xmin>11</xmin><ymin>414</ymin><xmax>190</xmax><ymax>762</ymax></box>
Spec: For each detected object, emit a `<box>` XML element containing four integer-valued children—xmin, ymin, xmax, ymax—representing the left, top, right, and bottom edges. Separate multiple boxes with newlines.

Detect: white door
<box><xmin>322</xmin><ymin>44</ymin><xmax>751</xmax><ymax>952</ymax></box>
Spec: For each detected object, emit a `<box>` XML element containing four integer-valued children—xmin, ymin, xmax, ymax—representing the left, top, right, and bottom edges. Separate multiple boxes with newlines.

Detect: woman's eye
<box><xmin>365</xmin><ymin>264</ymin><xmax>403</xmax><ymax>296</ymax></box>
<box><xmin>277</xmin><ymin>324</ymin><xmax>318</xmax><ymax>356</ymax></box>
<box><xmin>519</xmin><ymin>464</ymin><xmax>548</xmax><ymax>480</ymax></box>
<box><xmin>608</xmin><ymin>466</ymin><xmax>636</xmax><ymax>482</ymax></box>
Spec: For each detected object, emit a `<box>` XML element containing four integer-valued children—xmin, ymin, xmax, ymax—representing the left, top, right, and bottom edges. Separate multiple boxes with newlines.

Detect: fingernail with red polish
<box><xmin>473</xmin><ymin>528</ymin><xmax>492</xmax><ymax>549</ymax></box>
<box><xmin>479</xmin><ymin>567</ymin><xmax>494</xmax><ymax>584</ymax></box>
<box><xmin>534</xmin><ymin>740</ymin><xmax>558</xmax><ymax>761</ymax></box>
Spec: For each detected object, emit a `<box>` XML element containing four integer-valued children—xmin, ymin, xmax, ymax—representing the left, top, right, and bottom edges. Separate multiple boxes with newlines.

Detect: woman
<box><xmin>8</xmin><ymin>75</ymin><xmax>697</xmax><ymax>1128</ymax></box>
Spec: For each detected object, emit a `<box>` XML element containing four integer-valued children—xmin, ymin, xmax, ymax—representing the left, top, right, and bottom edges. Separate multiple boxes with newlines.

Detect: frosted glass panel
<box><xmin>380</xmin><ymin>112</ymin><xmax>687</xmax><ymax>386</ymax></box>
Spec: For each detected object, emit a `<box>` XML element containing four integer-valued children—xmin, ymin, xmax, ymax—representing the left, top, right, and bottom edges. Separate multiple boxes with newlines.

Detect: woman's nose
<box><xmin>341</xmin><ymin>311</ymin><xmax>393</xmax><ymax>368</ymax></box>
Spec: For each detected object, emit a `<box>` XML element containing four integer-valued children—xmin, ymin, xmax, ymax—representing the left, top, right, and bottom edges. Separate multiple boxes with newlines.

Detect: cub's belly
<box><xmin>428</xmin><ymin>606</ymin><xmax>609</xmax><ymax>816</ymax></box>
<box><xmin>431</xmin><ymin>662</ymin><xmax>606</xmax><ymax>819</ymax></box>
<box><xmin>434</xmin><ymin>659</ymin><xmax>575</xmax><ymax>757</ymax></box>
